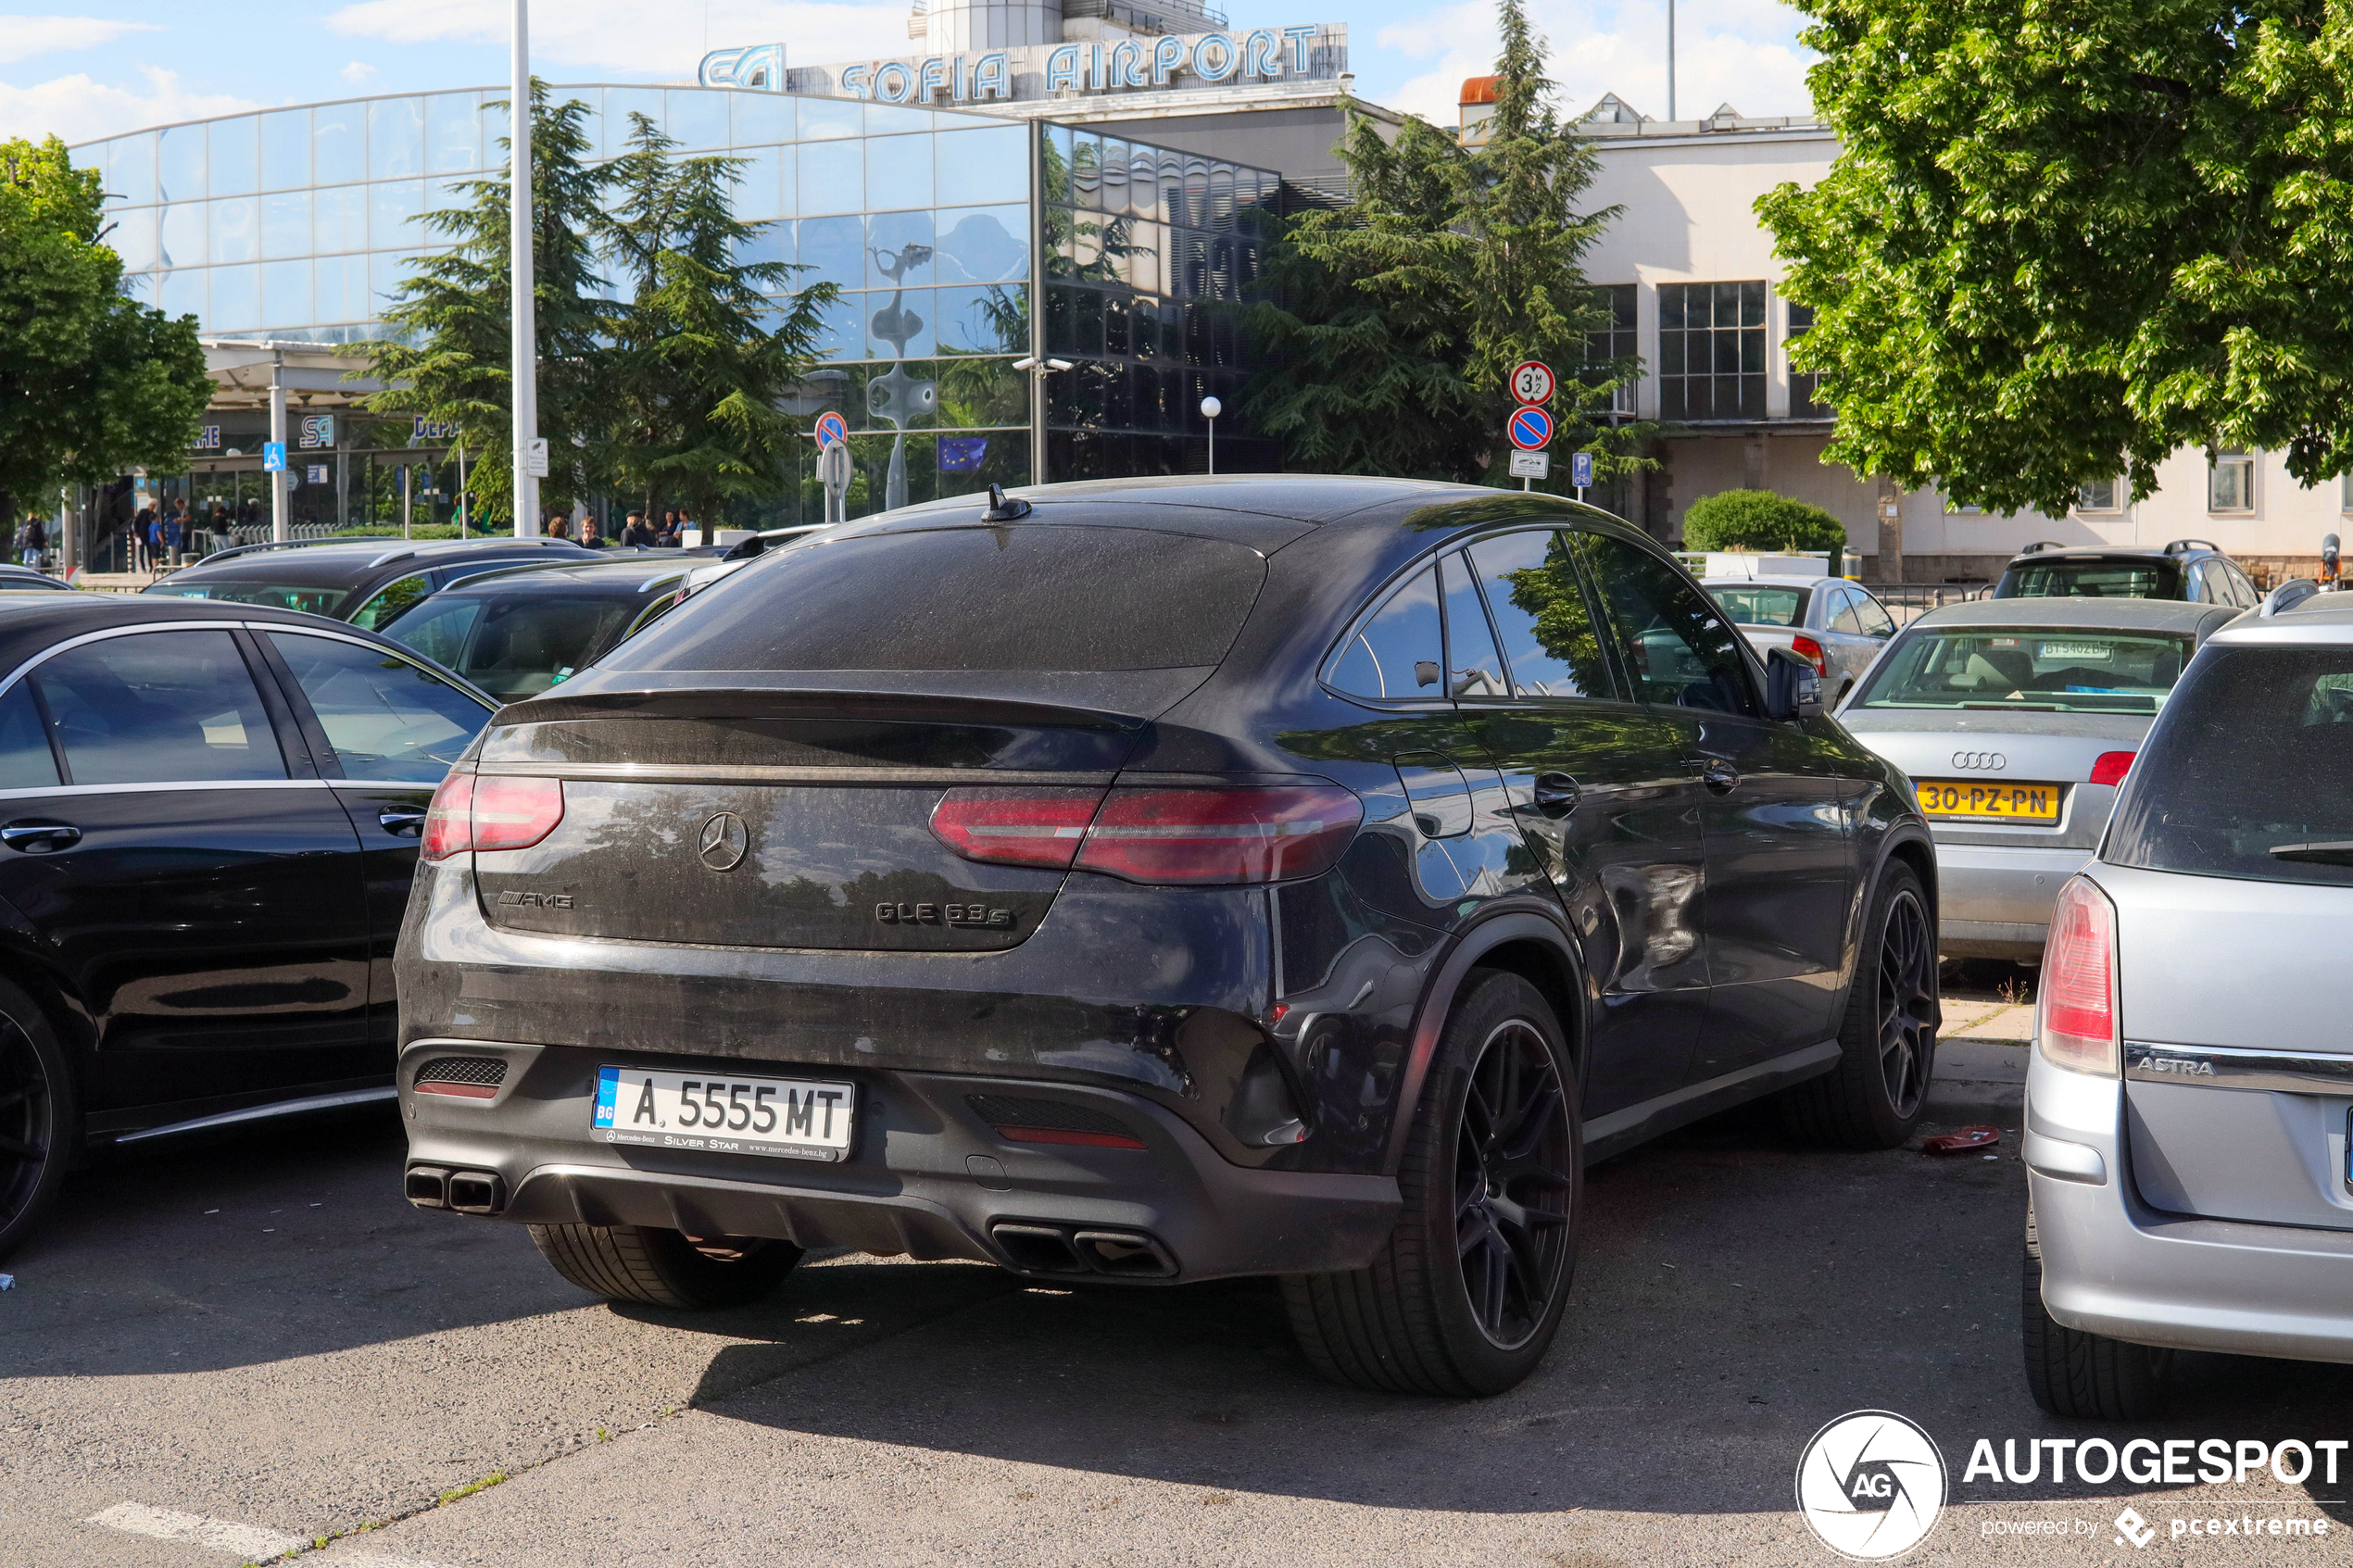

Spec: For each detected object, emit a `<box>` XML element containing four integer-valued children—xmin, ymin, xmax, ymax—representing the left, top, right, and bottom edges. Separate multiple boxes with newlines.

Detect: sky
<box><xmin>0</xmin><ymin>0</ymin><xmax>1820</xmax><ymax>148</ymax></box>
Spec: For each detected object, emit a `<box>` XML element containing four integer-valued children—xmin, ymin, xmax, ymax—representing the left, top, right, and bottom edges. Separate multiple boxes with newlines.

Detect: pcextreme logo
<box><xmin>1795</xmin><ymin>1411</ymin><xmax>1948</xmax><ymax>1560</ymax></box>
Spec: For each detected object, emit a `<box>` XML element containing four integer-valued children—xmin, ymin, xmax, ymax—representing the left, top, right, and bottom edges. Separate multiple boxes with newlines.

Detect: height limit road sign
<box><xmin>1508</xmin><ymin>406</ymin><xmax>1554</xmax><ymax>451</ymax></box>
<box><xmin>1510</xmin><ymin>360</ymin><xmax>1555</xmax><ymax>406</ymax></box>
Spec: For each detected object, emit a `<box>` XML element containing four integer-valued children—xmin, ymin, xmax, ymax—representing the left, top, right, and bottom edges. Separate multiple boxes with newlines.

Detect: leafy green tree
<box><xmin>598</xmin><ymin>113</ymin><xmax>837</xmax><ymax>526</ymax></box>
<box><xmin>1760</xmin><ymin>0</ymin><xmax>2353</xmax><ymax>515</ymax></box>
<box><xmin>1248</xmin><ymin>0</ymin><xmax>1652</xmax><ymax>486</ymax></box>
<box><xmin>1680</xmin><ymin>488</ymin><xmax>1848</xmax><ymax>552</ymax></box>
<box><xmin>0</xmin><ymin>135</ymin><xmax>209</xmax><ymax>531</ymax></box>
<box><xmin>361</xmin><ymin>82</ymin><xmax>610</xmax><ymax>528</ymax></box>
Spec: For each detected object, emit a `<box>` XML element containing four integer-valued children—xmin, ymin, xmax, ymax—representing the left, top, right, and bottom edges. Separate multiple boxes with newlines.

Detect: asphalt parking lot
<box><xmin>6</xmin><ymin>965</ymin><xmax>2352</xmax><ymax>1568</ymax></box>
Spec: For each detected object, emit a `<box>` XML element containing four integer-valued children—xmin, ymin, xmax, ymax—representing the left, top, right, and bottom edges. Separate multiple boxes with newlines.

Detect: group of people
<box><xmin>127</xmin><ymin>502</ymin><xmax>194</xmax><ymax>572</ymax></box>
<box><xmin>542</xmin><ymin>508</ymin><xmax>698</xmax><ymax>548</ymax></box>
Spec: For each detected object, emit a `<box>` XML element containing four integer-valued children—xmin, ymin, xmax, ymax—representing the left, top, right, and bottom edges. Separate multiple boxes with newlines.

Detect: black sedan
<box><xmin>0</xmin><ymin>596</ymin><xmax>497</xmax><ymax>1258</ymax></box>
<box><xmin>395</xmin><ymin>477</ymin><xmax>1936</xmax><ymax>1396</ymax></box>
<box><xmin>380</xmin><ymin>556</ymin><xmax>698</xmax><ymax>703</ymax></box>
<box><xmin>141</xmin><ymin>535</ymin><xmax>597</xmax><ymax>628</ymax></box>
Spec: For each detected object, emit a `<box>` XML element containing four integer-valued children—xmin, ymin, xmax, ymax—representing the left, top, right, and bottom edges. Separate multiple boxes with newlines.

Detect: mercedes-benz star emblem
<box><xmin>1950</xmin><ymin>750</ymin><xmax>2007</xmax><ymax>771</ymax></box>
<box><xmin>698</xmin><ymin>812</ymin><xmax>749</xmax><ymax>872</ymax></box>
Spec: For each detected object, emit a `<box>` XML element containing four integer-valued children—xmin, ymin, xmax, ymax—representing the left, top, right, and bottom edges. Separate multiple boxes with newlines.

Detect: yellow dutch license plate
<box><xmin>1915</xmin><ymin>780</ymin><xmax>2061</xmax><ymax>823</ymax></box>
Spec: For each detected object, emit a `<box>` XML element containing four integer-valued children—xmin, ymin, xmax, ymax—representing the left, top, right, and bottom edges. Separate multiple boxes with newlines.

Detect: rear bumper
<box><xmin>2029</xmin><ymin>1051</ymin><xmax>2353</xmax><ymax>1363</ymax></box>
<box><xmin>398</xmin><ymin>1039</ymin><xmax>1401</xmax><ymax>1285</ymax></box>
<box><xmin>1931</xmin><ymin>841</ymin><xmax>2092</xmax><ymax>957</ymax></box>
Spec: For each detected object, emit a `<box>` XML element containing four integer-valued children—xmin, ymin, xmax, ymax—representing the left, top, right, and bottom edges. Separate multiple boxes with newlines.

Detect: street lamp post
<box><xmin>1008</xmin><ymin>356</ymin><xmax>1073</xmax><ymax>487</ymax></box>
<box><xmin>1201</xmin><ymin>395</ymin><xmax>1222</xmax><ymax>475</ymax></box>
<box><xmin>510</xmin><ymin>0</ymin><xmax>540</xmax><ymax>538</ymax></box>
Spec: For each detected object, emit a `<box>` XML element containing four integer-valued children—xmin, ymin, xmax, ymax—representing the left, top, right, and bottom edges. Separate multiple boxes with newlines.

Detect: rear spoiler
<box><xmin>497</xmin><ymin>681</ymin><xmax>1168</xmax><ymax>733</ymax></box>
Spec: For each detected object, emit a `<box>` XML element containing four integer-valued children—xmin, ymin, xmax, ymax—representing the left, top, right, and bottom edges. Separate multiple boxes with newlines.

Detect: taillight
<box><xmin>930</xmin><ymin>788</ymin><xmax>1103</xmax><ymax>869</ymax></box>
<box><xmin>1790</xmin><ymin>633</ymin><xmax>1829</xmax><ymax>676</ymax></box>
<box><xmin>471</xmin><ymin>776</ymin><xmax>565</xmax><ymax>852</ymax></box>
<box><xmin>2039</xmin><ymin>875</ymin><xmax>2119</xmax><ymax>1076</ymax></box>
<box><xmin>1074</xmin><ymin>785</ymin><xmax>1363</xmax><ymax>884</ymax></box>
<box><xmin>422</xmin><ymin>771</ymin><xmax>473</xmax><ymax>861</ymax></box>
<box><xmin>2089</xmin><ymin>750</ymin><xmax>2135</xmax><ymax>787</ymax></box>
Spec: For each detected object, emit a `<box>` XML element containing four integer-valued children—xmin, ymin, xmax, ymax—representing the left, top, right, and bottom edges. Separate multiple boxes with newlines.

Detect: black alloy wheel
<box><xmin>528</xmin><ymin>1222</ymin><xmax>805</xmax><ymax>1309</ymax></box>
<box><xmin>1782</xmin><ymin>861</ymin><xmax>1940</xmax><ymax>1149</ymax></box>
<box><xmin>0</xmin><ymin>979</ymin><xmax>73</xmax><ymax>1261</ymax></box>
<box><xmin>1284</xmin><ymin>969</ymin><xmax>1583</xmax><ymax>1397</ymax></box>
<box><xmin>1455</xmin><ymin>1017</ymin><xmax>1577</xmax><ymax>1350</ymax></box>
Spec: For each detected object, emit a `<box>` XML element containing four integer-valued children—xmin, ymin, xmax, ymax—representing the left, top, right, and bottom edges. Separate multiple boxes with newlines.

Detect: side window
<box><xmin>1827</xmin><ymin>587</ymin><xmax>1864</xmax><ymax>634</ymax></box>
<box><xmin>1440</xmin><ymin>552</ymin><xmax>1509</xmax><ymax>698</ymax></box>
<box><xmin>2228</xmin><ymin>564</ymin><xmax>2258</xmax><ymax>608</ymax></box>
<box><xmin>383</xmin><ymin>595</ymin><xmax>482</xmax><ymax>671</ymax></box>
<box><xmin>30</xmin><ymin>630</ymin><xmax>287</xmax><ymax>784</ymax></box>
<box><xmin>1573</xmin><ymin>533</ymin><xmax>1761</xmax><ymax>718</ymax></box>
<box><xmin>348</xmin><ymin>573</ymin><xmax>434</xmax><ymax>632</ymax></box>
<box><xmin>0</xmin><ymin>684</ymin><xmax>58</xmax><ymax>788</ymax></box>
<box><xmin>1326</xmin><ymin>564</ymin><xmax>1446</xmax><ymax>702</ymax></box>
<box><xmin>1462</xmin><ymin>529</ymin><xmax>1614</xmax><ymax>699</ymax></box>
<box><xmin>1852</xmin><ymin>590</ymin><xmax>1896</xmax><ymax>639</ymax></box>
<box><xmin>267</xmin><ymin>633</ymin><xmax>494</xmax><ymax>783</ymax></box>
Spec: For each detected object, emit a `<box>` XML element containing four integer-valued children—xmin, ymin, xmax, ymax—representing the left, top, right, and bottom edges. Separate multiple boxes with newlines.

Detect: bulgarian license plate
<box><xmin>1914</xmin><ymin>779</ymin><xmax>2061</xmax><ymax>823</ymax></box>
<box><xmin>592</xmin><ymin>1066</ymin><xmax>855</xmax><ymax>1162</ymax></box>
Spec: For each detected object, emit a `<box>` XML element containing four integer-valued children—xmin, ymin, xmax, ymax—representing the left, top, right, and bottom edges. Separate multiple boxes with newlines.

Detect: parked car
<box><xmin>0</xmin><ymin>566</ymin><xmax>71</xmax><ymax>592</ymax></box>
<box><xmin>395</xmin><ymin>477</ymin><xmax>1936</xmax><ymax>1397</ymax></box>
<box><xmin>1992</xmin><ymin>540</ymin><xmax>2260</xmax><ymax>607</ymax></box>
<box><xmin>381</xmin><ymin>556</ymin><xmax>699</xmax><ymax>702</ymax></box>
<box><xmin>1838</xmin><ymin>597</ymin><xmax>2237</xmax><ymax>960</ymax></box>
<box><xmin>0</xmin><ymin>597</ymin><xmax>497</xmax><ymax>1259</ymax></box>
<box><xmin>1702</xmin><ymin>573</ymin><xmax>1895</xmax><ymax>701</ymax></box>
<box><xmin>2023</xmin><ymin>586</ymin><xmax>2353</xmax><ymax>1416</ymax></box>
<box><xmin>142</xmin><ymin>536</ymin><xmax>597</xmax><ymax>628</ymax></box>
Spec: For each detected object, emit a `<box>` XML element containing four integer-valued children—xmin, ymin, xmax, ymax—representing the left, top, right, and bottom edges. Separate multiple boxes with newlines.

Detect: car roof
<box><xmin>865</xmin><ymin>474</ymin><xmax>1493</xmax><ymax>547</ymax></box>
<box><xmin>2002</xmin><ymin>546</ymin><xmax>2213</xmax><ymax>565</ymax></box>
<box><xmin>1906</xmin><ymin>596</ymin><xmax>2230</xmax><ymax>634</ymax></box>
<box><xmin>2210</xmin><ymin>593</ymin><xmax>2353</xmax><ymax>646</ymax></box>
<box><xmin>430</xmin><ymin>556</ymin><xmax>694</xmax><ymax>594</ymax></box>
<box><xmin>153</xmin><ymin>537</ymin><xmax>594</xmax><ymax>588</ymax></box>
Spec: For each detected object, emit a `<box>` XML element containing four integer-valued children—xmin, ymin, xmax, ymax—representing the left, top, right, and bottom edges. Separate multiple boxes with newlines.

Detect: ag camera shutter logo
<box><xmin>1795</xmin><ymin>1410</ymin><xmax>1946</xmax><ymax>1559</ymax></box>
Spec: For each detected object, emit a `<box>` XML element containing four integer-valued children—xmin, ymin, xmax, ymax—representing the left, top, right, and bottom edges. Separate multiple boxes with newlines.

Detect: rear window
<box><xmin>603</xmin><ymin>526</ymin><xmax>1265</xmax><ymax>672</ymax></box>
<box><xmin>1996</xmin><ymin>559</ymin><xmax>2182</xmax><ymax>600</ymax></box>
<box><xmin>2108</xmin><ymin>646</ymin><xmax>2353</xmax><ymax>886</ymax></box>
<box><xmin>145</xmin><ymin>581</ymin><xmax>352</xmax><ymax>617</ymax></box>
<box><xmin>1708</xmin><ymin>584</ymin><xmax>1806</xmax><ymax>627</ymax></box>
<box><xmin>1854</xmin><ymin>628</ymin><xmax>2188</xmax><ymax>714</ymax></box>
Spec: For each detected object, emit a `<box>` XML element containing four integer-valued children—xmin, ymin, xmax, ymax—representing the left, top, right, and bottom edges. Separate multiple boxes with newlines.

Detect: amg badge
<box><xmin>876</xmin><ymin>901</ymin><xmax>1014</xmax><ymax>929</ymax></box>
<box><xmin>496</xmin><ymin>890</ymin><xmax>574</xmax><ymax>909</ymax></box>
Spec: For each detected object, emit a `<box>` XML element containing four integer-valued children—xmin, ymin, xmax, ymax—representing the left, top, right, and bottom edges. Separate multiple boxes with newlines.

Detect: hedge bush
<box><xmin>1680</xmin><ymin>488</ymin><xmax>1848</xmax><ymax>554</ymax></box>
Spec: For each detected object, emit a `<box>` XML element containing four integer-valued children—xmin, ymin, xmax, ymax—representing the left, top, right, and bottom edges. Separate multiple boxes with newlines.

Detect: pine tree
<box><xmin>1248</xmin><ymin>0</ymin><xmax>1654</xmax><ymax>489</ymax></box>
<box><xmin>599</xmin><ymin>113</ymin><xmax>837</xmax><ymax>526</ymax></box>
<box><xmin>360</xmin><ymin>82</ymin><xmax>610</xmax><ymax>529</ymax></box>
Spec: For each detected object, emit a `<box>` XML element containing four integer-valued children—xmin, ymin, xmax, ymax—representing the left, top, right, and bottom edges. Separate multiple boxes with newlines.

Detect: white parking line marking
<box><xmin>84</xmin><ymin>1500</ymin><xmax>306</xmax><ymax>1558</ymax></box>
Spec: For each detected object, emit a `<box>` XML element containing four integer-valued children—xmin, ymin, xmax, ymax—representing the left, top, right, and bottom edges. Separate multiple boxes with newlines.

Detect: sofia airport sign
<box><xmin>699</xmin><ymin>24</ymin><xmax>1345</xmax><ymax>107</ymax></box>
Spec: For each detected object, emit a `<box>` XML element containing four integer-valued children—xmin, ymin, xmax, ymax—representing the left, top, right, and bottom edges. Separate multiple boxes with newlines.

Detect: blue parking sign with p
<box><xmin>1571</xmin><ymin>451</ymin><xmax>1595</xmax><ymax>488</ymax></box>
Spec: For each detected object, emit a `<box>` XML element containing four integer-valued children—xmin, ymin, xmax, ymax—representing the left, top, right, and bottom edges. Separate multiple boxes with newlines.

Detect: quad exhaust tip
<box><xmin>405</xmin><ymin>1164</ymin><xmax>505</xmax><ymax>1216</ymax></box>
<box><xmin>988</xmin><ymin>1221</ymin><xmax>1176</xmax><ymax>1279</ymax></box>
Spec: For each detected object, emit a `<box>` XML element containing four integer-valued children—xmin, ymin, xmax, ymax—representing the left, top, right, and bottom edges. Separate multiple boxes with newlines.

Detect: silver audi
<box><xmin>1837</xmin><ymin>597</ymin><xmax>2239</xmax><ymax>959</ymax></box>
<box><xmin>2025</xmin><ymin>585</ymin><xmax>2353</xmax><ymax>1414</ymax></box>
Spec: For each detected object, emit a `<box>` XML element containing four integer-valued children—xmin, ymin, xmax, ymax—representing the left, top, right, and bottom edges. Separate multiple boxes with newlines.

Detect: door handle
<box><xmin>378</xmin><ymin>808</ymin><xmax>429</xmax><ymax>837</ymax></box>
<box><xmin>0</xmin><ymin>822</ymin><xmax>81</xmax><ymax>854</ymax></box>
<box><xmin>1532</xmin><ymin>771</ymin><xmax>1581</xmax><ymax>819</ymax></box>
<box><xmin>1697</xmin><ymin>759</ymin><xmax>1741</xmax><ymax>795</ymax></box>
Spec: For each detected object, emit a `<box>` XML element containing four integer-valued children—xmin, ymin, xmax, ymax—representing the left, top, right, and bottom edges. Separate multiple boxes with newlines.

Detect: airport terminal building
<box><xmin>71</xmin><ymin>0</ymin><xmax>1370</xmax><ymax>544</ymax></box>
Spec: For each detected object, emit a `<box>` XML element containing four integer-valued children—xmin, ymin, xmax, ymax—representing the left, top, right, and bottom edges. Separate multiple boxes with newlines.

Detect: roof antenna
<box><xmin>982</xmin><ymin>483</ymin><xmax>1031</xmax><ymax>521</ymax></box>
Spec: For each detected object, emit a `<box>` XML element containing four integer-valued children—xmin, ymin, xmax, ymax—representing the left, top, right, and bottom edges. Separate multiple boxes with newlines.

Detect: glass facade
<box><xmin>77</xmin><ymin>85</ymin><xmax>1275</xmax><ymax>523</ymax></box>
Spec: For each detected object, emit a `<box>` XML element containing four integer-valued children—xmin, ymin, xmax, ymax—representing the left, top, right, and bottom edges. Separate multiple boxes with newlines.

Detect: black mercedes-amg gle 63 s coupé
<box><xmin>395</xmin><ymin>475</ymin><xmax>1936</xmax><ymax>1396</ymax></box>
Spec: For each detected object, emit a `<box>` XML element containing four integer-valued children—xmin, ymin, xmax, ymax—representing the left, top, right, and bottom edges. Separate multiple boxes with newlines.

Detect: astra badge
<box><xmin>698</xmin><ymin>812</ymin><xmax>749</xmax><ymax>872</ymax></box>
<box><xmin>1794</xmin><ymin>1410</ymin><xmax>1946</xmax><ymax>1560</ymax></box>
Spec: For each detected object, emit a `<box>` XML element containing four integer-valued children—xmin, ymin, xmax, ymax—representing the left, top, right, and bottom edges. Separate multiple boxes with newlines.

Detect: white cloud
<box><xmin>340</xmin><ymin>59</ymin><xmax>378</xmax><ymax>85</ymax></box>
<box><xmin>326</xmin><ymin>0</ymin><xmax>911</xmax><ymax>76</ymax></box>
<box><xmin>0</xmin><ymin>15</ymin><xmax>162</xmax><ymax>67</ymax></box>
<box><xmin>0</xmin><ymin>66</ymin><xmax>259</xmax><ymax>147</ymax></box>
<box><xmin>1375</xmin><ymin>0</ymin><xmax>1816</xmax><ymax>128</ymax></box>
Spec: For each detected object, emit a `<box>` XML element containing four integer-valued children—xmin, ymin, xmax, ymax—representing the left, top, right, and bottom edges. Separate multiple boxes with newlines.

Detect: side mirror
<box><xmin>1764</xmin><ymin>645</ymin><xmax>1823</xmax><ymax>721</ymax></box>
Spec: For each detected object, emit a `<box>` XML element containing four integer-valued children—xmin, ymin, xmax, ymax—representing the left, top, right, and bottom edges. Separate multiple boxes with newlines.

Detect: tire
<box><xmin>0</xmin><ymin>977</ymin><xmax>74</xmax><ymax>1263</ymax></box>
<box><xmin>1781</xmin><ymin>860</ymin><xmax>1938</xmax><ymax>1149</ymax></box>
<box><xmin>527</xmin><ymin>1223</ymin><xmax>804</xmax><ymax>1310</ymax></box>
<box><xmin>1283</xmin><ymin>969</ymin><xmax>1581</xmax><ymax>1398</ymax></box>
<box><xmin>2021</xmin><ymin>1204</ymin><xmax>2171</xmax><ymax>1419</ymax></box>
